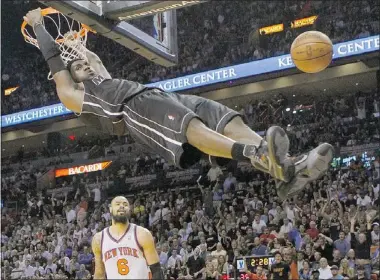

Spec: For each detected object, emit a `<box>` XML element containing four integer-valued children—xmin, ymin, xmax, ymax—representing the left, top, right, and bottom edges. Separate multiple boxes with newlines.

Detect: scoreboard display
<box><xmin>236</xmin><ymin>255</ymin><xmax>275</xmax><ymax>279</ymax></box>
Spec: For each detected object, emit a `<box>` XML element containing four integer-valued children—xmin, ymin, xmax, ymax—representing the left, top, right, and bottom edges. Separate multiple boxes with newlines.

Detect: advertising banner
<box><xmin>46</xmin><ymin>186</ymin><xmax>74</xmax><ymax>197</ymax></box>
<box><xmin>259</xmin><ymin>23</ymin><xmax>284</xmax><ymax>35</ymax></box>
<box><xmin>123</xmin><ymin>168</ymin><xmax>201</xmax><ymax>189</ymax></box>
<box><xmin>2</xmin><ymin>35</ymin><xmax>378</xmax><ymax>127</ymax></box>
<box><xmin>165</xmin><ymin>168</ymin><xmax>201</xmax><ymax>185</ymax></box>
<box><xmin>55</xmin><ymin>161</ymin><xmax>112</xmax><ymax>177</ymax></box>
<box><xmin>2</xmin><ymin>103</ymin><xmax>71</xmax><ymax>127</ymax></box>
<box><xmin>4</xmin><ymin>86</ymin><xmax>19</xmax><ymax>96</ymax></box>
<box><xmin>124</xmin><ymin>174</ymin><xmax>158</xmax><ymax>188</ymax></box>
<box><xmin>339</xmin><ymin>143</ymin><xmax>380</xmax><ymax>155</ymax></box>
<box><xmin>291</xmin><ymin>15</ymin><xmax>318</xmax><ymax>28</ymax></box>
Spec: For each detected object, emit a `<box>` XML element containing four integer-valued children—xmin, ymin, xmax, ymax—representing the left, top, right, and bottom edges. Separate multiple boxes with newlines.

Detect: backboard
<box><xmin>38</xmin><ymin>1</ymin><xmax>203</xmax><ymax>66</ymax></box>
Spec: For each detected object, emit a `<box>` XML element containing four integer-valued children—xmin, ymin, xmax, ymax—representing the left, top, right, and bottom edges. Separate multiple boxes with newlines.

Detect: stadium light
<box><xmin>286</xmin><ymin>108</ymin><xmax>291</xmax><ymax>112</ymax></box>
<box><xmin>293</xmin><ymin>111</ymin><xmax>297</xmax><ymax>114</ymax></box>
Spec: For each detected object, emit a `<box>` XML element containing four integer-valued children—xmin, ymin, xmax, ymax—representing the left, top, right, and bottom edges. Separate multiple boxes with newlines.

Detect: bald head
<box><xmin>110</xmin><ymin>196</ymin><xmax>130</xmax><ymax>224</ymax></box>
<box><xmin>111</xmin><ymin>196</ymin><xmax>129</xmax><ymax>206</ymax></box>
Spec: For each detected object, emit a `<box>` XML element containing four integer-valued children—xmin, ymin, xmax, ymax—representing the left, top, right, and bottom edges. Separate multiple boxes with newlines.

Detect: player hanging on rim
<box><xmin>23</xmin><ymin>8</ymin><xmax>334</xmax><ymax>199</ymax></box>
<box><xmin>92</xmin><ymin>196</ymin><xmax>161</xmax><ymax>279</ymax></box>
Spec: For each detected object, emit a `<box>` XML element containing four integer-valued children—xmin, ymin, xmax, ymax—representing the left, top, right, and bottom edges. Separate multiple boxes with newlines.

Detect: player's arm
<box><xmin>137</xmin><ymin>226</ymin><xmax>164</xmax><ymax>280</ymax></box>
<box><xmin>91</xmin><ymin>232</ymin><xmax>106</xmax><ymax>280</ymax></box>
<box><xmin>24</xmin><ymin>8</ymin><xmax>84</xmax><ymax>113</ymax></box>
<box><xmin>85</xmin><ymin>49</ymin><xmax>112</xmax><ymax>79</ymax></box>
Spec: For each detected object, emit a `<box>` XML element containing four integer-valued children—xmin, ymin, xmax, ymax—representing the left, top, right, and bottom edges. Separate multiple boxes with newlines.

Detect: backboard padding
<box><xmin>37</xmin><ymin>1</ymin><xmax>204</xmax><ymax>66</ymax></box>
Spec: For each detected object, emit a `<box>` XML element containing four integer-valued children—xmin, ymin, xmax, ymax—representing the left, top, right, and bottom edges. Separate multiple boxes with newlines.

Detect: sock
<box><xmin>231</xmin><ymin>143</ymin><xmax>257</xmax><ymax>161</ymax></box>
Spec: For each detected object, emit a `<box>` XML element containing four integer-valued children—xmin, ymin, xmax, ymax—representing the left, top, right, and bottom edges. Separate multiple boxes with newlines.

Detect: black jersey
<box><xmin>78</xmin><ymin>75</ymin><xmax>148</xmax><ymax>135</ymax></box>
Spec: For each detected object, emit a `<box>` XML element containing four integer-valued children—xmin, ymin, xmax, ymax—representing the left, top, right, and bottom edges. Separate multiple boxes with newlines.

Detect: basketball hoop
<box><xmin>21</xmin><ymin>7</ymin><xmax>96</xmax><ymax>80</ymax></box>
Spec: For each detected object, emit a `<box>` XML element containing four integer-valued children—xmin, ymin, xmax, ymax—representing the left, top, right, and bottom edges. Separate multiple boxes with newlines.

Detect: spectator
<box><xmin>167</xmin><ymin>249</ymin><xmax>182</xmax><ymax>269</ymax></box>
<box><xmin>269</xmin><ymin>252</ymin><xmax>290</xmax><ymax>280</ymax></box>
<box><xmin>334</xmin><ymin>232</ymin><xmax>351</xmax><ymax>258</ymax></box>
<box><xmin>356</xmin><ymin>265</ymin><xmax>367</xmax><ymax>280</ymax></box>
<box><xmin>65</xmin><ymin>205</ymin><xmax>76</xmax><ymax>223</ymax></box>
<box><xmin>10</xmin><ymin>261</ymin><xmax>23</xmax><ymax>279</ymax></box>
<box><xmin>318</xmin><ymin>257</ymin><xmax>333</xmax><ymax>279</ymax></box>
<box><xmin>186</xmin><ymin>247</ymin><xmax>205</xmax><ymax>279</ymax></box>
<box><xmin>372</xmin><ymin>222</ymin><xmax>380</xmax><ymax>244</ymax></box>
<box><xmin>330</xmin><ymin>264</ymin><xmax>343</xmax><ymax>279</ymax></box>
<box><xmin>75</xmin><ymin>264</ymin><xmax>91</xmax><ymax>279</ymax></box>
<box><xmin>211</xmin><ymin>243</ymin><xmax>227</xmax><ymax>266</ymax></box>
<box><xmin>204</xmin><ymin>262</ymin><xmax>218</xmax><ymax>280</ymax></box>
<box><xmin>78</xmin><ymin>246</ymin><xmax>93</xmax><ymax>265</ymax></box>
<box><xmin>338</xmin><ymin>258</ymin><xmax>355</xmax><ymax>279</ymax></box>
<box><xmin>350</xmin><ymin>212</ymin><xmax>373</xmax><ymax>279</ymax></box>
<box><xmin>279</xmin><ymin>218</ymin><xmax>293</xmax><ymax>235</ymax></box>
<box><xmin>207</xmin><ymin>165</ymin><xmax>223</xmax><ymax>183</ymax></box>
<box><xmin>251</xmin><ymin>237</ymin><xmax>268</xmax><ymax>256</ymax></box>
<box><xmin>216</xmin><ymin>255</ymin><xmax>228</xmax><ymax>276</ymax></box>
<box><xmin>223</xmin><ymin>172</ymin><xmax>237</xmax><ymax>193</ymax></box>
<box><xmin>157</xmin><ymin>245</ymin><xmax>168</xmax><ymax>267</ymax></box>
<box><xmin>252</xmin><ymin>214</ymin><xmax>267</xmax><ymax>234</ymax></box>
<box><xmin>24</xmin><ymin>259</ymin><xmax>36</xmax><ymax>277</ymax></box>
<box><xmin>299</xmin><ymin>260</ymin><xmax>312</xmax><ymax>280</ymax></box>
<box><xmin>306</xmin><ymin>221</ymin><xmax>320</xmax><ymax>240</ymax></box>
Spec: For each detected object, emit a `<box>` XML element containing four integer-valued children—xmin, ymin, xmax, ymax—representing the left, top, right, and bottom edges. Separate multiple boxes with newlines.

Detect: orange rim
<box><xmin>21</xmin><ymin>7</ymin><xmax>96</xmax><ymax>44</ymax></box>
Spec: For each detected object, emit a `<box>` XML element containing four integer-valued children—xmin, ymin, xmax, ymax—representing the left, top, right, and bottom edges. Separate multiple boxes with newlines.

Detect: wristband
<box><xmin>47</xmin><ymin>56</ymin><xmax>66</xmax><ymax>75</ymax></box>
<box><xmin>150</xmin><ymin>262</ymin><xmax>164</xmax><ymax>280</ymax></box>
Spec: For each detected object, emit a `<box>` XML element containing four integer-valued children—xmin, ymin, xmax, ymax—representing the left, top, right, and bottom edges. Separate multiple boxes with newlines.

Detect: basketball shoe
<box><xmin>246</xmin><ymin>126</ymin><xmax>295</xmax><ymax>183</ymax></box>
<box><xmin>275</xmin><ymin>143</ymin><xmax>334</xmax><ymax>200</ymax></box>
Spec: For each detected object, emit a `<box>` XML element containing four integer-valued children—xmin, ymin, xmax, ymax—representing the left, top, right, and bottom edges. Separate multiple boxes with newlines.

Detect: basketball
<box><xmin>290</xmin><ymin>31</ymin><xmax>333</xmax><ymax>73</ymax></box>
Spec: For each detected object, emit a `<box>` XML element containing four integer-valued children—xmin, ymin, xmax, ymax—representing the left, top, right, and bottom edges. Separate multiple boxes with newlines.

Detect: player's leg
<box><xmin>223</xmin><ymin>116</ymin><xmax>334</xmax><ymax>200</ymax></box>
<box><xmin>222</xmin><ymin>116</ymin><xmax>292</xmax><ymax>179</ymax></box>
<box><xmin>186</xmin><ymin>115</ymin><xmax>293</xmax><ymax>181</ymax></box>
<box><xmin>176</xmin><ymin>94</ymin><xmax>294</xmax><ymax>182</ymax></box>
<box><xmin>185</xmin><ymin>117</ymin><xmax>293</xmax><ymax>176</ymax></box>
<box><xmin>186</xmin><ymin>118</ymin><xmax>256</xmax><ymax>159</ymax></box>
<box><xmin>177</xmin><ymin>93</ymin><xmax>334</xmax><ymax>196</ymax></box>
<box><xmin>123</xmin><ymin>90</ymin><xmax>271</xmax><ymax>169</ymax></box>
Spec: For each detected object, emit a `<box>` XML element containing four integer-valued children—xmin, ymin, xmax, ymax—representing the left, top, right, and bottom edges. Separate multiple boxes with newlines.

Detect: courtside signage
<box><xmin>1</xmin><ymin>35</ymin><xmax>378</xmax><ymax>128</ymax></box>
<box><xmin>2</xmin><ymin>103</ymin><xmax>71</xmax><ymax>127</ymax></box>
<box><xmin>55</xmin><ymin>161</ymin><xmax>112</xmax><ymax>177</ymax></box>
<box><xmin>150</xmin><ymin>35</ymin><xmax>379</xmax><ymax>91</ymax></box>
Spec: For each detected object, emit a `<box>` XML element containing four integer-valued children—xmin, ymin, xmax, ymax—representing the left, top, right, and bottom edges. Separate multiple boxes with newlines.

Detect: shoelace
<box><xmin>249</xmin><ymin>143</ymin><xmax>273</xmax><ymax>174</ymax></box>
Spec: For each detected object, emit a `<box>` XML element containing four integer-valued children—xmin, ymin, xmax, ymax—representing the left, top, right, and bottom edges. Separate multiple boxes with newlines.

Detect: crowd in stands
<box><xmin>1</xmin><ymin>0</ymin><xmax>379</xmax><ymax>114</ymax></box>
<box><xmin>1</xmin><ymin>84</ymin><xmax>380</xmax><ymax>279</ymax></box>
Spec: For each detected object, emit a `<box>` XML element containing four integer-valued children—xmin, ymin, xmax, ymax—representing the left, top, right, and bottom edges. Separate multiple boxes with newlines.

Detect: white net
<box><xmin>22</xmin><ymin>8</ymin><xmax>92</xmax><ymax>80</ymax></box>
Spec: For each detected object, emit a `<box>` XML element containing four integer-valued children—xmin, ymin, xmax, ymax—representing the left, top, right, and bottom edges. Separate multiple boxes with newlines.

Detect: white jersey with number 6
<box><xmin>101</xmin><ymin>223</ymin><xmax>151</xmax><ymax>279</ymax></box>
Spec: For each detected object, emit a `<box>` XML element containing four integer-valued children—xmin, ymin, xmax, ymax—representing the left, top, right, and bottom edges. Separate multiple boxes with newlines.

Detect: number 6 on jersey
<box><xmin>117</xmin><ymin>259</ymin><xmax>130</xmax><ymax>275</ymax></box>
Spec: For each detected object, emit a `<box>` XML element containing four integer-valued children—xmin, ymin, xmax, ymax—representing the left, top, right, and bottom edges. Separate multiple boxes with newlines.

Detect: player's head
<box><xmin>110</xmin><ymin>196</ymin><xmax>130</xmax><ymax>224</ymax></box>
<box><xmin>67</xmin><ymin>58</ymin><xmax>96</xmax><ymax>82</ymax></box>
<box><xmin>274</xmin><ymin>251</ymin><xmax>283</xmax><ymax>263</ymax></box>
